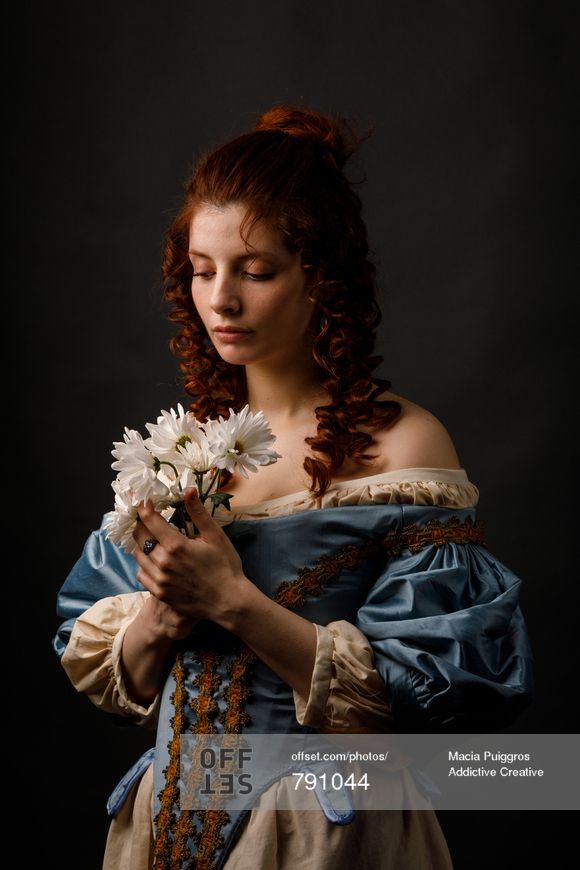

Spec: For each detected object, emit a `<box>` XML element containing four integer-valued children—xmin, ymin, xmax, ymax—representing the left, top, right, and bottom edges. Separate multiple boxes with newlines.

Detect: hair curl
<box><xmin>162</xmin><ymin>104</ymin><xmax>401</xmax><ymax>497</ymax></box>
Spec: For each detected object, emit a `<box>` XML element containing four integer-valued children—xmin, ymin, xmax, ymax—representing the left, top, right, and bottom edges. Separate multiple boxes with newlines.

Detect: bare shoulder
<box><xmin>370</xmin><ymin>391</ymin><xmax>462</xmax><ymax>472</ymax></box>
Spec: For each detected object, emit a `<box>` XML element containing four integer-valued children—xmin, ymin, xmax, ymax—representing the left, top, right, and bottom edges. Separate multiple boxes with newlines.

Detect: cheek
<box><xmin>256</xmin><ymin>297</ymin><xmax>309</xmax><ymax>333</ymax></box>
<box><xmin>262</xmin><ymin>280</ymin><xmax>312</xmax><ymax>324</ymax></box>
<box><xmin>284</xmin><ymin>292</ymin><xmax>315</xmax><ymax>331</ymax></box>
<box><xmin>191</xmin><ymin>288</ymin><xmax>209</xmax><ymax>322</ymax></box>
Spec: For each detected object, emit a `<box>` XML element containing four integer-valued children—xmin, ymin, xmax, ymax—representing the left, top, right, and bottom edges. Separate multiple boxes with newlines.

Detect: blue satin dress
<box><xmin>54</xmin><ymin>500</ymin><xmax>534</xmax><ymax>869</ymax></box>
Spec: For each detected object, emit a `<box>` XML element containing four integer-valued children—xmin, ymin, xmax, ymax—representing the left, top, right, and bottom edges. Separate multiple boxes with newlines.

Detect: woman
<box><xmin>53</xmin><ymin>105</ymin><xmax>534</xmax><ymax>869</ymax></box>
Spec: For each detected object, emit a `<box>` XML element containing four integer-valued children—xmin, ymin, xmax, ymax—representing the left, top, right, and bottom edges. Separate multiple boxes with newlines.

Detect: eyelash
<box><xmin>191</xmin><ymin>271</ymin><xmax>275</xmax><ymax>282</ymax></box>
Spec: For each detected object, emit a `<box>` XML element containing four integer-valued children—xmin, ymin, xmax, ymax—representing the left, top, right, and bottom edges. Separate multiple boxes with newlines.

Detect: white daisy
<box><xmin>104</xmin><ymin>482</ymin><xmax>140</xmax><ymax>554</ymax></box>
<box><xmin>173</xmin><ymin>435</ymin><xmax>216</xmax><ymax>475</ymax></box>
<box><xmin>145</xmin><ymin>403</ymin><xmax>204</xmax><ymax>458</ymax></box>
<box><xmin>105</xmin><ymin>481</ymin><xmax>177</xmax><ymax>554</ymax></box>
<box><xmin>203</xmin><ymin>405</ymin><xmax>281</xmax><ymax>479</ymax></box>
<box><xmin>111</xmin><ymin>427</ymin><xmax>169</xmax><ymax>505</ymax></box>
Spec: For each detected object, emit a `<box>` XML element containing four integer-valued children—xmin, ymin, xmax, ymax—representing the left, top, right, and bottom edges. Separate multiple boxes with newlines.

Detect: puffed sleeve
<box><xmin>293</xmin><ymin>622</ymin><xmax>394</xmax><ymax>732</ymax></box>
<box><xmin>53</xmin><ymin>515</ymin><xmax>144</xmax><ymax>658</ymax></box>
<box><xmin>61</xmin><ymin>591</ymin><xmax>160</xmax><ymax>726</ymax></box>
<box><xmin>53</xmin><ymin>516</ymin><xmax>160</xmax><ymax>726</ymax></box>
<box><xmin>355</xmin><ymin>533</ymin><xmax>534</xmax><ymax>730</ymax></box>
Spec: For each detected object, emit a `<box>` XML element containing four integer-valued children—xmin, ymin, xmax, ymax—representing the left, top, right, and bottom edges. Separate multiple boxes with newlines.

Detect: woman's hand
<box><xmin>138</xmin><ymin>594</ymin><xmax>199</xmax><ymax>642</ymax></box>
<box><xmin>131</xmin><ymin>486</ymin><xmax>317</xmax><ymax>702</ymax></box>
<box><xmin>132</xmin><ymin>487</ymin><xmax>248</xmax><ymax>628</ymax></box>
<box><xmin>122</xmin><ymin>486</ymin><xmax>248</xmax><ymax>705</ymax></box>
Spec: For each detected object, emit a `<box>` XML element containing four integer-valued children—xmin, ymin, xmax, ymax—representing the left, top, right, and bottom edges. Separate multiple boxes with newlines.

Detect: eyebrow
<box><xmin>187</xmin><ymin>249</ymin><xmax>278</xmax><ymax>260</ymax></box>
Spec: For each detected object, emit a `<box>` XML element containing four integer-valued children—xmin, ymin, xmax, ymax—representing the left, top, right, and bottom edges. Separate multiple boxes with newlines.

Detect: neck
<box><xmin>245</xmin><ymin>355</ymin><xmax>326</xmax><ymax>422</ymax></box>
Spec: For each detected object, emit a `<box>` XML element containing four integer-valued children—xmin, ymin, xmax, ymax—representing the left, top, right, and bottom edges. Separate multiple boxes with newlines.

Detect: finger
<box><xmin>135</xmin><ymin>500</ymin><xmax>182</xmax><ymax>547</ymax></box>
<box><xmin>133</xmin><ymin>518</ymin><xmax>155</xmax><ymax>551</ymax></box>
<box><xmin>183</xmin><ymin>488</ymin><xmax>220</xmax><ymax>540</ymax></box>
<box><xmin>133</xmin><ymin>548</ymin><xmax>165</xmax><ymax>596</ymax></box>
<box><xmin>132</xmin><ymin>520</ymin><xmax>165</xmax><ymax>566</ymax></box>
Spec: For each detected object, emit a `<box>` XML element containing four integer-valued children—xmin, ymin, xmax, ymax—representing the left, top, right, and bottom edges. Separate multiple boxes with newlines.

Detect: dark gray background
<box><xmin>10</xmin><ymin>1</ymin><xmax>577</xmax><ymax>867</ymax></box>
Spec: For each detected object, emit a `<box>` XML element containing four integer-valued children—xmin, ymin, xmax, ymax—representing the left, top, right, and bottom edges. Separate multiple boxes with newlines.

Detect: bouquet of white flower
<box><xmin>105</xmin><ymin>404</ymin><xmax>281</xmax><ymax>554</ymax></box>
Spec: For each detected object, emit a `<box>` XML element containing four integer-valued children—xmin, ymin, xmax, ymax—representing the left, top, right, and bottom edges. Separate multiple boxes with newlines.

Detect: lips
<box><xmin>213</xmin><ymin>326</ymin><xmax>254</xmax><ymax>343</ymax></box>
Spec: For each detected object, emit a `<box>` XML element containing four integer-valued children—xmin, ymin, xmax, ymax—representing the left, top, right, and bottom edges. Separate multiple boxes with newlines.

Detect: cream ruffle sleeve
<box><xmin>60</xmin><ymin>592</ymin><xmax>390</xmax><ymax>733</ymax></box>
<box><xmin>293</xmin><ymin>620</ymin><xmax>394</xmax><ymax>732</ymax></box>
<box><xmin>60</xmin><ymin>590</ymin><xmax>160</xmax><ymax>727</ymax></box>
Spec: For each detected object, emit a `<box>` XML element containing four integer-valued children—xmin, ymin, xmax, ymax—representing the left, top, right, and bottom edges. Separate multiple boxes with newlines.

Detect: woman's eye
<box><xmin>244</xmin><ymin>272</ymin><xmax>275</xmax><ymax>281</ymax></box>
<box><xmin>191</xmin><ymin>270</ymin><xmax>275</xmax><ymax>281</ymax></box>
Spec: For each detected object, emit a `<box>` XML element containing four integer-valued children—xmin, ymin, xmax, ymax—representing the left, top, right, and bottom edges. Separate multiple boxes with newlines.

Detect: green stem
<box><xmin>210</xmin><ymin>470</ymin><xmax>222</xmax><ymax>517</ymax></box>
<box><xmin>201</xmin><ymin>469</ymin><xmax>218</xmax><ymax>501</ymax></box>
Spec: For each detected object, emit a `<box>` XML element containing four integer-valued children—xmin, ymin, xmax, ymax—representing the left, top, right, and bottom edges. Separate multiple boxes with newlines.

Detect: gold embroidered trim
<box><xmin>186</xmin><ymin>650</ymin><xmax>228</xmax><ymax>866</ymax></box>
<box><xmin>274</xmin><ymin>540</ymin><xmax>380</xmax><ymax>610</ymax></box>
<box><xmin>193</xmin><ymin>809</ymin><xmax>231</xmax><ymax>870</ymax></box>
<box><xmin>190</xmin><ymin>651</ymin><xmax>221</xmax><ymax>734</ymax></box>
<box><xmin>383</xmin><ymin>515</ymin><xmax>485</xmax><ymax>556</ymax></box>
<box><xmin>219</xmin><ymin>648</ymin><xmax>255</xmax><ymax>733</ymax></box>
<box><xmin>170</xmin><ymin>810</ymin><xmax>198</xmax><ymax>867</ymax></box>
<box><xmin>153</xmin><ymin>653</ymin><xmax>194</xmax><ymax>869</ymax></box>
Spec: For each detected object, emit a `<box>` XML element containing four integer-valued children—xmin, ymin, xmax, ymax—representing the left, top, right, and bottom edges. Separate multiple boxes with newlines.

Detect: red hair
<box><xmin>162</xmin><ymin>104</ymin><xmax>401</xmax><ymax>497</ymax></box>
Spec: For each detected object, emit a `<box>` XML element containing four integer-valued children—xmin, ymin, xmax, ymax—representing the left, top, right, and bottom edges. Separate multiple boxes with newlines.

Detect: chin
<box><xmin>214</xmin><ymin>346</ymin><xmax>260</xmax><ymax>366</ymax></box>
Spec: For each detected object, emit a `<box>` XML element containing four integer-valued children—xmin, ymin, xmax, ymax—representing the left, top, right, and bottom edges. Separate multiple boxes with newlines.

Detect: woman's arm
<box><xmin>120</xmin><ymin>595</ymin><xmax>198</xmax><ymax>705</ymax></box>
<box><xmin>221</xmin><ymin>583</ymin><xmax>317</xmax><ymax>701</ymax></box>
<box><xmin>59</xmin><ymin>591</ymin><xmax>162</xmax><ymax>725</ymax></box>
<box><xmin>130</xmin><ymin>490</ymin><xmax>317</xmax><ymax>701</ymax></box>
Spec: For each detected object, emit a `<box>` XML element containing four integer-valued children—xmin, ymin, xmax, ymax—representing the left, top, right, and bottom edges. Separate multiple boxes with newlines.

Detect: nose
<box><xmin>209</xmin><ymin>270</ymin><xmax>241</xmax><ymax>315</ymax></box>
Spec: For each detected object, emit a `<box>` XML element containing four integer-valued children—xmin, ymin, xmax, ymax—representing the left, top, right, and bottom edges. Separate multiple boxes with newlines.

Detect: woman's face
<box><xmin>188</xmin><ymin>202</ymin><xmax>315</xmax><ymax>369</ymax></box>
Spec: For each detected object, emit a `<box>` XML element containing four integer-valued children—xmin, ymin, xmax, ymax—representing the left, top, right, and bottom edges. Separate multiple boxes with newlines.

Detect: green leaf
<box><xmin>209</xmin><ymin>491</ymin><xmax>234</xmax><ymax>511</ymax></box>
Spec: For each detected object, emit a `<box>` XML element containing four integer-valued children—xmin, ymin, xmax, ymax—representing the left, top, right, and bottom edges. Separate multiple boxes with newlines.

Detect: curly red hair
<box><xmin>162</xmin><ymin>104</ymin><xmax>401</xmax><ymax>497</ymax></box>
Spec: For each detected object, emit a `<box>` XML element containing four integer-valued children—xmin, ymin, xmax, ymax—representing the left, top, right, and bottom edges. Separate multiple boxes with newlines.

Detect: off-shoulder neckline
<box><xmin>227</xmin><ymin>467</ymin><xmax>470</xmax><ymax>514</ymax></box>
